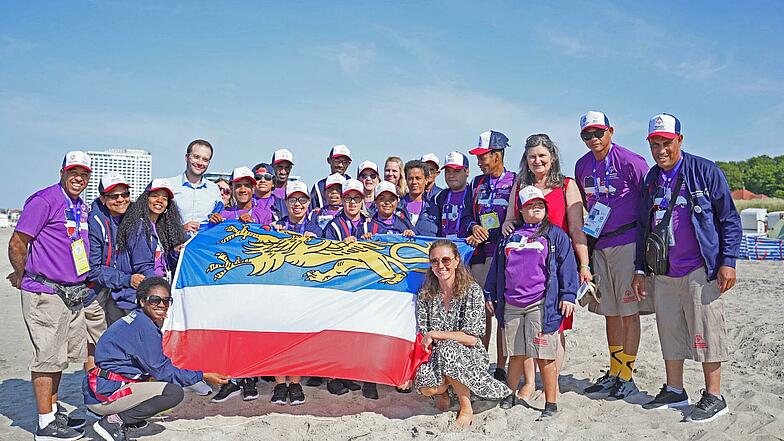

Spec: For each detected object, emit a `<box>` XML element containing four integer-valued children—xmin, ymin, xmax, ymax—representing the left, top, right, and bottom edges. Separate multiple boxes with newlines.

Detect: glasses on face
<box><xmin>145</xmin><ymin>295</ymin><xmax>174</xmax><ymax>307</ymax></box>
<box><xmin>254</xmin><ymin>173</ymin><xmax>274</xmax><ymax>181</ymax></box>
<box><xmin>429</xmin><ymin>256</ymin><xmax>454</xmax><ymax>267</ymax></box>
<box><xmin>360</xmin><ymin>173</ymin><xmax>378</xmax><ymax>180</ymax></box>
<box><xmin>580</xmin><ymin>129</ymin><xmax>606</xmax><ymax>141</ymax></box>
<box><xmin>105</xmin><ymin>191</ymin><xmax>131</xmax><ymax>201</ymax></box>
<box><xmin>344</xmin><ymin>195</ymin><xmax>363</xmax><ymax>203</ymax></box>
<box><xmin>287</xmin><ymin>196</ymin><xmax>309</xmax><ymax>206</ymax></box>
<box><xmin>219</xmin><ymin>187</ymin><xmax>231</xmax><ymax>195</ymax></box>
<box><xmin>331</xmin><ymin>157</ymin><xmax>350</xmax><ymax>166</ymax></box>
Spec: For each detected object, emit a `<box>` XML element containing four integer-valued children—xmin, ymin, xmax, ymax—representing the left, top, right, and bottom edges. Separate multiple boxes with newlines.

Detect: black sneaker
<box><xmin>35</xmin><ymin>418</ymin><xmax>84</xmax><ymax>441</ymax></box>
<box><xmin>536</xmin><ymin>402</ymin><xmax>558</xmax><ymax>421</ymax></box>
<box><xmin>271</xmin><ymin>383</ymin><xmax>289</xmax><ymax>405</ymax></box>
<box><xmin>607</xmin><ymin>378</ymin><xmax>639</xmax><ymax>400</ymax></box>
<box><xmin>642</xmin><ymin>384</ymin><xmax>690</xmax><ymax>410</ymax></box>
<box><xmin>92</xmin><ymin>416</ymin><xmax>126</xmax><ymax>441</ymax></box>
<box><xmin>210</xmin><ymin>381</ymin><xmax>241</xmax><ymax>403</ymax></box>
<box><xmin>687</xmin><ymin>390</ymin><xmax>728</xmax><ymax>423</ymax></box>
<box><xmin>493</xmin><ymin>368</ymin><xmax>507</xmax><ymax>382</ymax></box>
<box><xmin>124</xmin><ymin>420</ymin><xmax>148</xmax><ymax>430</ymax></box>
<box><xmin>305</xmin><ymin>376</ymin><xmax>324</xmax><ymax>387</ymax></box>
<box><xmin>584</xmin><ymin>373</ymin><xmax>617</xmax><ymax>394</ymax></box>
<box><xmin>362</xmin><ymin>382</ymin><xmax>379</xmax><ymax>400</ymax></box>
<box><xmin>394</xmin><ymin>386</ymin><xmax>412</xmax><ymax>394</ymax></box>
<box><xmin>288</xmin><ymin>383</ymin><xmax>306</xmax><ymax>405</ymax></box>
<box><xmin>499</xmin><ymin>393</ymin><xmax>516</xmax><ymax>410</ymax></box>
<box><xmin>341</xmin><ymin>379</ymin><xmax>361</xmax><ymax>391</ymax></box>
<box><xmin>240</xmin><ymin>378</ymin><xmax>259</xmax><ymax>401</ymax></box>
<box><xmin>55</xmin><ymin>405</ymin><xmax>86</xmax><ymax>430</ymax></box>
<box><xmin>327</xmin><ymin>379</ymin><xmax>349</xmax><ymax>395</ymax></box>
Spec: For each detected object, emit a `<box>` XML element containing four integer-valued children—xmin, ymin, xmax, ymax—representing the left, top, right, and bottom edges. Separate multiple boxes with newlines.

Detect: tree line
<box><xmin>716</xmin><ymin>155</ymin><xmax>784</xmax><ymax>199</ymax></box>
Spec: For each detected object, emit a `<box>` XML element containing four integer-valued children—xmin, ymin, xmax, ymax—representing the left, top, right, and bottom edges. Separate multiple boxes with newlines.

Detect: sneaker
<box><xmin>394</xmin><ymin>386</ymin><xmax>412</xmax><ymax>394</ymax></box>
<box><xmin>55</xmin><ymin>404</ymin><xmax>86</xmax><ymax>430</ymax></box>
<box><xmin>35</xmin><ymin>418</ymin><xmax>84</xmax><ymax>441</ymax></box>
<box><xmin>584</xmin><ymin>373</ymin><xmax>617</xmax><ymax>394</ymax></box>
<box><xmin>499</xmin><ymin>393</ymin><xmax>516</xmax><ymax>410</ymax></box>
<box><xmin>493</xmin><ymin>368</ymin><xmax>507</xmax><ymax>382</ymax></box>
<box><xmin>271</xmin><ymin>383</ymin><xmax>289</xmax><ymax>405</ymax></box>
<box><xmin>536</xmin><ymin>402</ymin><xmax>558</xmax><ymax>421</ymax></box>
<box><xmin>327</xmin><ymin>379</ymin><xmax>349</xmax><ymax>395</ymax></box>
<box><xmin>686</xmin><ymin>390</ymin><xmax>728</xmax><ymax>423</ymax></box>
<box><xmin>642</xmin><ymin>384</ymin><xmax>690</xmax><ymax>410</ymax></box>
<box><xmin>124</xmin><ymin>420</ymin><xmax>148</xmax><ymax>430</ymax></box>
<box><xmin>184</xmin><ymin>380</ymin><xmax>213</xmax><ymax>396</ymax></box>
<box><xmin>92</xmin><ymin>416</ymin><xmax>126</xmax><ymax>441</ymax></box>
<box><xmin>210</xmin><ymin>381</ymin><xmax>241</xmax><ymax>403</ymax></box>
<box><xmin>288</xmin><ymin>383</ymin><xmax>306</xmax><ymax>405</ymax></box>
<box><xmin>341</xmin><ymin>379</ymin><xmax>361</xmax><ymax>391</ymax></box>
<box><xmin>607</xmin><ymin>378</ymin><xmax>639</xmax><ymax>400</ymax></box>
<box><xmin>240</xmin><ymin>378</ymin><xmax>259</xmax><ymax>401</ymax></box>
<box><xmin>362</xmin><ymin>382</ymin><xmax>379</xmax><ymax>400</ymax></box>
<box><xmin>305</xmin><ymin>376</ymin><xmax>324</xmax><ymax>387</ymax></box>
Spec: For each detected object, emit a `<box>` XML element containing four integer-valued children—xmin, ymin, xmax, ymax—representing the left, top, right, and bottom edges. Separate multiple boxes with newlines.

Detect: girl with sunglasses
<box><xmin>252</xmin><ymin>162</ymin><xmax>287</xmax><ymax>221</ymax></box>
<box><xmin>357</xmin><ymin>160</ymin><xmax>381</xmax><ymax>213</ymax></box>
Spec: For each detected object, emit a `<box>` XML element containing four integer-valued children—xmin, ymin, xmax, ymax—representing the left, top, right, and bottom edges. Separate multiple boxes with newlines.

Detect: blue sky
<box><xmin>1</xmin><ymin>0</ymin><xmax>782</xmax><ymax>207</ymax></box>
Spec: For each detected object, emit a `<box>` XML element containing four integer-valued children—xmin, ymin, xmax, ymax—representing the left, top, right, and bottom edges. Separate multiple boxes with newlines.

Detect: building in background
<box><xmin>83</xmin><ymin>149</ymin><xmax>152</xmax><ymax>203</ymax></box>
<box><xmin>203</xmin><ymin>171</ymin><xmax>231</xmax><ymax>182</ymax></box>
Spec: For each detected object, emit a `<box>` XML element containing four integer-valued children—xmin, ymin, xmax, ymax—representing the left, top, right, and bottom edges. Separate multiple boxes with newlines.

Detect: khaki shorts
<box><xmin>84</xmin><ymin>289</ymin><xmax>109</xmax><ymax>345</ymax></box>
<box><xmin>21</xmin><ymin>290</ymin><xmax>87</xmax><ymax>372</ymax></box>
<box><xmin>87</xmin><ymin>381</ymin><xmax>168</xmax><ymax>416</ymax></box>
<box><xmin>590</xmin><ymin>243</ymin><xmax>655</xmax><ymax>317</ymax></box>
<box><xmin>653</xmin><ymin>267</ymin><xmax>728</xmax><ymax>363</ymax></box>
<box><xmin>470</xmin><ymin>257</ymin><xmax>493</xmax><ymax>290</ymax></box>
<box><xmin>503</xmin><ymin>302</ymin><xmax>558</xmax><ymax>360</ymax></box>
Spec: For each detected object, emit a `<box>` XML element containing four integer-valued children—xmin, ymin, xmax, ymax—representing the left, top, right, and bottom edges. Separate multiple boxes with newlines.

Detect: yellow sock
<box><xmin>608</xmin><ymin>346</ymin><xmax>623</xmax><ymax>377</ymax></box>
<box><xmin>618</xmin><ymin>352</ymin><xmax>636</xmax><ymax>381</ymax></box>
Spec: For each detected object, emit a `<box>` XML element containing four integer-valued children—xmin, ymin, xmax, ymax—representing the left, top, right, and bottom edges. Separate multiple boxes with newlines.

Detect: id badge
<box><xmin>71</xmin><ymin>238</ymin><xmax>90</xmax><ymax>276</ymax></box>
<box><xmin>480</xmin><ymin>212</ymin><xmax>500</xmax><ymax>229</ymax></box>
<box><xmin>583</xmin><ymin>202</ymin><xmax>611</xmax><ymax>238</ymax></box>
<box><xmin>654</xmin><ymin>210</ymin><xmax>676</xmax><ymax>246</ymax></box>
<box><xmin>317</xmin><ymin>214</ymin><xmax>333</xmax><ymax>229</ymax></box>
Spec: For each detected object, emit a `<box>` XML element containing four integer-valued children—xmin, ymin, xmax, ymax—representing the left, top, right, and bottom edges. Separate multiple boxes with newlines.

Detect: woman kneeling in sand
<box><xmin>414</xmin><ymin>239</ymin><xmax>511</xmax><ymax>428</ymax></box>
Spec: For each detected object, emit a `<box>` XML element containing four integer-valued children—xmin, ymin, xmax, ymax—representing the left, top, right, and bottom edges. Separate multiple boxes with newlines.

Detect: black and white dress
<box><xmin>413</xmin><ymin>282</ymin><xmax>511</xmax><ymax>400</ymax></box>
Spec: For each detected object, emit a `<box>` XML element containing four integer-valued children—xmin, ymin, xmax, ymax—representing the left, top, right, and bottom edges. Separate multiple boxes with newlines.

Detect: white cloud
<box><xmin>334</xmin><ymin>42</ymin><xmax>375</xmax><ymax>75</ymax></box>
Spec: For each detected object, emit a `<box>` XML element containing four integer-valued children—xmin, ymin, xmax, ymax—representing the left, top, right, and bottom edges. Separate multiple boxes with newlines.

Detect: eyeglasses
<box><xmin>344</xmin><ymin>195</ymin><xmax>363</xmax><ymax>203</ymax></box>
<box><xmin>429</xmin><ymin>257</ymin><xmax>454</xmax><ymax>267</ymax></box>
<box><xmin>580</xmin><ymin>129</ymin><xmax>607</xmax><ymax>141</ymax></box>
<box><xmin>255</xmin><ymin>173</ymin><xmax>274</xmax><ymax>181</ymax></box>
<box><xmin>105</xmin><ymin>191</ymin><xmax>131</xmax><ymax>201</ymax></box>
<box><xmin>359</xmin><ymin>173</ymin><xmax>378</xmax><ymax>180</ymax></box>
<box><xmin>145</xmin><ymin>295</ymin><xmax>174</xmax><ymax>307</ymax></box>
<box><xmin>219</xmin><ymin>188</ymin><xmax>231</xmax><ymax>195</ymax></box>
<box><xmin>287</xmin><ymin>196</ymin><xmax>310</xmax><ymax>205</ymax></box>
<box><xmin>331</xmin><ymin>157</ymin><xmax>351</xmax><ymax>166</ymax></box>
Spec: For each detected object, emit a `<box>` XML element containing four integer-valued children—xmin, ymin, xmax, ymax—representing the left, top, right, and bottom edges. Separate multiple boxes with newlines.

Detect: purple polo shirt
<box><xmin>273</xmin><ymin>186</ymin><xmax>287</xmax><ymax>199</ymax></box>
<box><xmin>440</xmin><ymin>188</ymin><xmax>467</xmax><ymax>236</ymax></box>
<box><xmin>504</xmin><ymin>224</ymin><xmax>548</xmax><ymax>307</ymax></box>
<box><xmin>575</xmin><ymin>143</ymin><xmax>648</xmax><ymax>249</ymax></box>
<box><xmin>654</xmin><ymin>174</ymin><xmax>704</xmax><ymax>277</ymax></box>
<box><xmin>16</xmin><ymin>184</ymin><xmax>90</xmax><ymax>294</ymax></box>
<box><xmin>219</xmin><ymin>204</ymin><xmax>274</xmax><ymax>226</ymax></box>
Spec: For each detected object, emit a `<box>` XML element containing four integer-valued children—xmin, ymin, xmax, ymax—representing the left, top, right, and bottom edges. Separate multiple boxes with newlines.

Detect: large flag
<box><xmin>162</xmin><ymin>221</ymin><xmax>474</xmax><ymax>386</ymax></box>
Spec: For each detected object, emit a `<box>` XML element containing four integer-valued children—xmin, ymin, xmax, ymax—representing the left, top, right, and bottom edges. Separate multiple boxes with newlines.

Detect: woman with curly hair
<box><xmin>414</xmin><ymin>239</ymin><xmax>510</xmax><ymax>428</ymax></box>
<box><xmin>108</xmin><ymin>179</ymin><xmax>186</xmax><ymax>324</ymax></box>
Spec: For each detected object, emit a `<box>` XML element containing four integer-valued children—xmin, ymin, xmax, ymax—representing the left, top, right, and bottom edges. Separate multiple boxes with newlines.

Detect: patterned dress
<box><xmin>414</xmin><ymin>282</ymin><xmax>511</xmax><ymax>400</ymax></box>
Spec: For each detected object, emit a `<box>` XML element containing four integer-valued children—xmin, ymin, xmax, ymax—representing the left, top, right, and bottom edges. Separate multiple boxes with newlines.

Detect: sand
<box><xmin>1</xmin><ymin>227</ymin><xmax>783</xmax><ymax>440</ymax></box>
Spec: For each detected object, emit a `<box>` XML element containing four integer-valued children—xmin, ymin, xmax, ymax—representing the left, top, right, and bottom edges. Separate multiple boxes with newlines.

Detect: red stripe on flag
<box><xmin>163</xmin><ymin>329</ymin><xmax>430</xmax><ymax>387</ymax></box>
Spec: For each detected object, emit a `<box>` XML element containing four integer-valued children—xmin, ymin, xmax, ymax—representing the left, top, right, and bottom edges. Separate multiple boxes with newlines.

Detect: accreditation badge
<box><xmin>583</xmin><ymin>202</ymin><xmax>611</xmax><ymax>238</ymax></box>
<box><xmin>480</xmin><ymin>212</ymin><xmax>500</xmax><ymax>229</ymax></box>
<box><xmin>71</xmin><ymin>238</ymin><xmax>90</xmax><ymax>276</ymax></box>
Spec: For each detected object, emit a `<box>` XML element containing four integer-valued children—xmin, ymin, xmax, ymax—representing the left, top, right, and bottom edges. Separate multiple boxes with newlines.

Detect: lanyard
<box><xmin>442</xmin><ymin>189</ymin><xmax>465</xmax><ymax>228</ymax></box>
<box><xmin>658</xmin><ymin>158</ymin><xmax>683</xmax><ymax>210</ymax></box>
<box><xmin>484</xmin><ymin>169</ymin><xmax>507</xmax><ymax>214</ymax></box>
<box><xmin>60</xmin><ymin>186</ymin><xmax>82</xmax><ymax>241</ymax></box>
<box><xmin>286</xmin><ymin>218</ymin><xmax>307</xmax><ymax>234</ymax></box>
<box><xmin>233</xmin><ymin>199</ymin><xmax>256</xmax><ymax>219</ymax></box>
<box><xmin>591</xmin><ymin>145</ymin><xmax>613</xmax><ymax>202</ymax></box>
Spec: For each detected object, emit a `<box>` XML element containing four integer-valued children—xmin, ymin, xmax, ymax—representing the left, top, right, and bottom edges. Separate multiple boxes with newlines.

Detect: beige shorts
<box><xmin>21</xmin><ymin>290</ymin><xmax>87</xmax><ymax>372</ymax></box>
<box><xmin>87</xmin><ymin>381</ymin><xmax>168</xmax><ymax>416</ymax></box>
<box><xmin>470</xmin><ymin>257</ymin><xmax>493</xmax><ymax>290</ymax></box>
<box><xmin>503</xmin><ymin>302</ymin><xmax>558</xmax><ymax>360</ymax></box>
<box><xmin>590</xmin><ymin>243</ymin><xmax>655</xmax><ymax>317</ymax></box>
<box><xmin>84</xmin><ymin>289</ymin><xmax>109</xmax><ymax>345</ymax></box>
<box><xmin>653</xmin><ymin>267</ymin><xmax>728</xmax><ymax>363</ymax></box>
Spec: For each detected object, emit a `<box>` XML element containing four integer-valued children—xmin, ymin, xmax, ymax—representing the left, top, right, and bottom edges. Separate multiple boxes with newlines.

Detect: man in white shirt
<box><xmin>166</xmin><ymin>139</ymin><xmax>223</xmax><ymax>235</ymax></box>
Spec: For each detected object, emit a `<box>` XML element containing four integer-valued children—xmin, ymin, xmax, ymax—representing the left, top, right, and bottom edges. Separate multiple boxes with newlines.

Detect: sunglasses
<box><xmin>219</xmin><ymin>188</ymin><xmax>231</xmax><ymax>195</ymax></box>
<box><xmin>429</xmin><ymin>257</ymin><xmax>454</xmax><ymax>267</ymax></box>
<box><xmin>580</xmin><ymin>129</ymin><xmax>607</xmax><ymax>141</ymax></box>
<box><xmin>344</xmin><ymin>195</ymin><xmax>363</xmax><ymax>203</ymax></box>
<box><xmin>287</xmin><ymin>196</ymin><xmax>310</xmax><ymax>205</ymax></box>
<box><xmin>255</xmin><ymin>173</ymin><xmax>274</xmax><ymax>181</ymax></box>
<box><xmin>105</xmin><ymin>191</ymin><xmax>131</xmax><ymax>201</ymax></box>
<box><xmin>359</xmin><ymin>173</ymin><xmax>378</xmax><ymax>180</ymax></box>
<box><xmin>145</xmin><ymin>295</ymin><xmax>174</xmax><ymax>307</ymax></box>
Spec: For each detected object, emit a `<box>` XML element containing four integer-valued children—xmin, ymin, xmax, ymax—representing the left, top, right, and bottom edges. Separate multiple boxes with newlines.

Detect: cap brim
<box><xmin>375</xmin><ymin>190</ymin><xmax>398</xmax><ymax>199</ymax></box>
<box><xmin>468</xmin><ymin>147</ymin><xmax>492</xmax><ymax>155</ymax></box>
<box><xmin>63</xmin><ymin>164</ymin><xmax>92</xmax><ymax>172</ymax></box>
<box><xmin>342</xmin><ymin>188</ymin><xmax>363</xmax><ymax>196</ymax></box>
<box><xmin>231</xmin><ymin>176</ymin><xmax>256</xmax><ymax>185</ymax></box>
<box><xmin>149</xmin><ymin>187</ymin><xmax>174</xmax><ymax>199</ymax></box>
<box><xmin>286</xmin><ymin>191</ymin><xmax>308</xmax><ymax>198</ymax></box>
<box><xmin>330</xmin><ymin>153</ymin><xmax>351</xmax><ymax>159</ymax></box>
<box><xmin>443</xmin><ymin>164</ymin><xmax>466</xmax><ymax>170</ymax></box>
<box><xmin>273</xmin><ymin>159</ymin><xmax>294</xmax><ymax>165</ymax></box>
<box><xmin>581</xmin><ymin>124</ymin><xmax>608</xmax><ymax>132</ymax></box>
<box><xmin>646</xmin><ymin>131</ymin><xmax>678</xmax><ymax>140</ymax></box>
<box><xmin>101</xmin><ymin>183</ymin><xmax>130</xmax><ymax>194</ymax></box>
<box><xmin>520</xmin><ymin>197</ymin><xmax>546</xmax><ymax>206</ymax></box>
<box><xmin>358</xmin><ymin>167</ymin><xmax>378</xmax><ymax>175</ymax></box>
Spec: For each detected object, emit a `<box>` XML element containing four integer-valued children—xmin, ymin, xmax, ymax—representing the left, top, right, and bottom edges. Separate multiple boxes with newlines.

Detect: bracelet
<box><xmin>579</xmin><ymin>264</ymin><xmax>591</xmax><ymax>270</ymax></box>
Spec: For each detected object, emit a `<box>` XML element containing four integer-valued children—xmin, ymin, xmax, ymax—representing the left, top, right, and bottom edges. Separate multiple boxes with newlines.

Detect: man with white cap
<box><xmin>310</xmin><ymin>145</ymin><xmax>353</xmax><ymax>208</ymax></box>
<box><xmin>574</xmin><ymin>111</ymin><xmax>651</xmax><ymax>399</ymax></box>
<box><xmin>167</xmin><ymin>139</ymin><xmax>223</xmax><ymax>235</ymax></box>
<box><xmin>271</xmin><ymin>148</ymin><xmax>295</xmax><ymax>200</ymax></box>
<box><xmin>433</xmin><ymin>151</ymin><xmax>472</xmax><ymax>238</ymax></box>
<box><xmin>420</xmin><ymin>153</ymin><xmax>443</xmax><ymax>201</ymax></box>
<box><xmin>273</xmin><ymin>181</ymin><xmax>322</xmax><ymax>237</ymax></box>
<box><xmin>208</xmin><ymin>167</ymin><xmax>276</xmax><ymax>227</ymax></box>
<box><xmin>7</xmin><ymin>151</ymin><xmax>93</xmax><ymax>440</ymax></box>
<box><xmin>632</xmin><ymin>113</ymin><xmax>741</xmax><ymax>422</ymax></box>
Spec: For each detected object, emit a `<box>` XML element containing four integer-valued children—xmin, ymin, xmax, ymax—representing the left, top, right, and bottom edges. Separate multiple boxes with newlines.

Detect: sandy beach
<box><xmin>1</xmin><ymin>227</ymin><xmax>782</xmax><ymax>440</ymax></box>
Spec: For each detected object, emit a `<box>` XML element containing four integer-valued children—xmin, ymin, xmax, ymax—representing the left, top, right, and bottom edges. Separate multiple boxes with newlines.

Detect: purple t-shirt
<box><xmin>654</xmin><ymin>173</ymin><xmax>704</xmax><ymax>277</ymax></box>
<box><xmin>504</xmin><ymin>224</ymin><xmax>548</xmax><ymax>307</ymax></box>
<box><xmin>273</xmin><ymin>186</ymin><xmax>286</xmax><ymax>199</ymax></box>
<box><xmin>219</xmin><ymin>203</ymin><xmax>274</xmax><ymax>226</ymax></box>
<box><xmin>405</xmin><ymin>198</ymin><xmax>423</xmax><ymax>225</ymax></box>
<box><xmin>473</xmin><ymin>171</ymin><xmax>516</xmax><ymax>258</ymax></box>
<box><xmin>575</xmin><ymin>143</ymin><xmax>648</xmax><ymax>249</ymax></box>
<box><xmin>16</xmin><ymin>184</ymin><xmax>90</xmax><ymax>294</ymax></box>
<box><xmin>440</xmin><ymin>188</ymin><xmax>467</xmax><ymax>237</ymax></box>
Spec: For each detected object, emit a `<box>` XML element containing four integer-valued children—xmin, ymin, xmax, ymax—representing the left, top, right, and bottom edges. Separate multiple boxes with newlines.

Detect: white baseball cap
<box><xmin>230</xmin><ymin>166</ymin><xmax>256</xmax><ymax>184</ymax></box>
<box><xmin>357</xmin><ymin>160</ymin><xmax>378</xmax><ymax>176</ymax></box>
<box><xmin>374</xmin><ymin>181</ymin><xmax>398</xmax><ymax>199</ymax></box>
<box><xmin>286</xmin><ymin>180</ymin><xmax>309</xmax><ymax>198</ymax></box>
<box><xmin>442</xmin><ymin>151</ymin><xmax>469</xmax><ymax>170</ymax></box>
<box><xmin>342</xmin><ymin>179</ymin><xmax>364</xmax><ymax>196</ymax></box>
<box><xmin>647</xmin><ymin>113</ymin><xmax>682</xmax><ymax>140</ymax></box>
<box><xmin>98</xmin><ymin>172</ymin><xmax>131</xmax><ymax>194</ymax></box>
<box><xmin>329</xmin><ymin>144</ymin><xmax>351</xmax><ymax>159</ymax></box>
<box><xmin>62</xmin><ymin>151</ymin><xmax>92</xmax><ymax>172</ymax></box>
<box><xmin>518</xmin><ymin>185</ymin><xmax>546</xmax><ymax>207</ymax></box>
<box><xmin>147</xmin><ymin>178</ymin><xmax>175</xmax><ymax>199</ymax></box>
<box><xmin>272</xmin><ymin>148</ymin><xmax>294</xmax><ymax>165</ymax></box>
<box><xmin>325</xmin><ymin>173</ymin><xmax>346</xmax><ymax>189</ymax></box>
<box><xmin>420</xmin><ymin>153</ymin><xmax>440</xmax><ymax>167</ymax></box>
<box><xmin>580</xmin><ymin>111</ymin><xmax>610</xmax><ymax>132</ymax></box>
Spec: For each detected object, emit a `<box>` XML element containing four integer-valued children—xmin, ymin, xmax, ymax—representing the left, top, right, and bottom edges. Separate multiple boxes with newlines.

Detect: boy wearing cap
<box><xmin>312</xmin><ymin>174</ymin><xmax>346</xmax><ymax>230</ymax></box>
<box><xmin>574</xmin><ymin>111</ymin><xmax>651</xmax><ymax>399</ymax></box>
<box><xmin>358</xmin><ymin>181</ymin><xmax>416</xmax><ymax>238</ymax></box>
<box><xmin>420</xmin><ymin>153</ymin><xmax>444</xmax><ymax>201</ymax></box>
<box><xmin>271</xmin><ymin>148</ymin><xmax>295</xmax><ymax>199</ymax></box>
<box><xmin>322</xmin><ymin>179</ymin><xmax>370</xmax><ymax>240</ymax></box>
<box><xmin>434</xmin><ymin>151</ymin><xmax>472</xmax><ymax>238</ymax></box>
<box><xmin>632</xmin><ymin>114</ymin><xmax>741</xmax><ymax>422</ymax></box>
<box><xmin>252</xmin><ymin>163</ymin><xmax>287</xmax><ymax>221</ymax></box>
<box><xmin>8</xmin><ymin>151</ymin><xmax>92</xmax><ymax>440</ymax></box>
<box><xmin>273</xmin><ymin>181</ymin><xmax>322</xmax><ymax>237</ymax></box>
<box><xmin>167</xmin><ymin>139</ymin><xmax>223</xmax><ymax>235</ymax></box>
<box><xmin>209</xmin><ymin>167</ymin><xmax>275</xmax><ymax>226</ymax></box>
<box><xmin>401</xmin><ymin>160</ymin><xmax>439</xmax><ymax>237</ymax></box>
<box><xmin>310</xmin><ymin>145</ymin><xmax>353</xmax><ymax>209</ymax></box>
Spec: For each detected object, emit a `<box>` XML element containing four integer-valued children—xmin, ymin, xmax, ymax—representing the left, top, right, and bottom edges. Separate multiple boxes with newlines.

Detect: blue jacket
<box><xmin>322</xmin><ymin>211</ymin><xmax>371</xmax><ymax>240</ymax></box>
<box><xmin>359</xmin><ymin>210</ymin><xmax>416</xmax><ymax>237</ymax></box>
<box><xmin>400</xmin><ymin>194</ymin><xmax>440</xmax><ymax>237</ymax></box>
<box><xmin>634</xmin><ymin>151</ymin><xmax>742</xmax><ymax>281</ymax></box>
<box><xmin>433</xmin><ymin>187</ymin><xmax>472</xmax><ymax>238</ymax></box>
<box><xmin>85</xmin><ymin>200</ymin><xmax>132</xmax><ymax>305</ymax></box>
<box><xmin>82</xmin><ymin>309</ymin><xmax>202</xmax><ymax>405</ymax></box>
<box><xmin>485</xmin><ymin>225</ymin><xmax>578</xmax><ymax>334</ymax></box>
<box><xmin>114</xmin><ymin>222</ymin><xmax>177</xmax><ymax>310</ymax></box>
<box><xmin>274</xmin><ymin>214</ymin><xmax>323</xmax><ymax>236</ymax></box>
<box><xmin>425</xmin><ymin>184</ymin><xmax>444</xmax><ymax>203</ymax></box>
<box><xmin>310</xmin><ymin>173</ymin><xmax>351</xmax><ymax>208</ymax></box>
